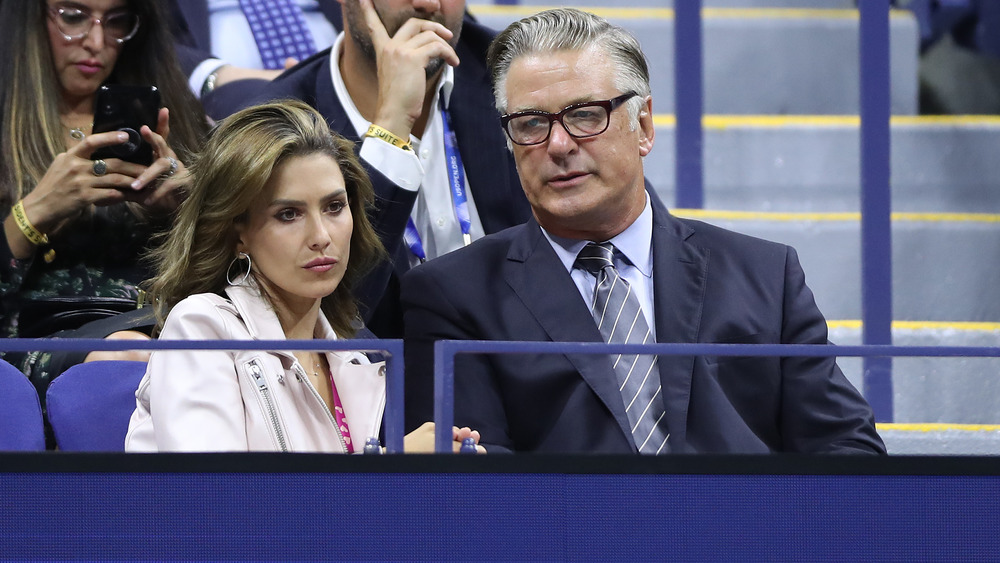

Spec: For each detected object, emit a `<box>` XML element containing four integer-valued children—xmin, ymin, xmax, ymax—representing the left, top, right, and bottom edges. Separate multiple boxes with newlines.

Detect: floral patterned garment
<box><xmin>0</xmin><ymin>204</ymin><xmax>161</xmax><ymax>340</ymax></box>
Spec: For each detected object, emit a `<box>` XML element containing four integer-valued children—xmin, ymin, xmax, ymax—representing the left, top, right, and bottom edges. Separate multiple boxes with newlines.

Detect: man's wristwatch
<box><xmin>201</xmin><ymin>69</ymin><xmax>220</xmax><ymax>98</ymax></box>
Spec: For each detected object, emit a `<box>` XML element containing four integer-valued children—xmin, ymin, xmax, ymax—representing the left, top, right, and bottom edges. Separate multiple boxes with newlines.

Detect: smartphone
<box><xmin>90</xmin><ymin>85</ymin><xmax>161</xmax><ymax>166</ymax></box>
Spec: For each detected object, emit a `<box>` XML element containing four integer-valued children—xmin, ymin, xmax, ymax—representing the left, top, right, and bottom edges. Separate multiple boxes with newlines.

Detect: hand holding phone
<box><xmin>90</xmin><ymin>85</ymin><xmax>161</xmax><ymax>166</ymax></box>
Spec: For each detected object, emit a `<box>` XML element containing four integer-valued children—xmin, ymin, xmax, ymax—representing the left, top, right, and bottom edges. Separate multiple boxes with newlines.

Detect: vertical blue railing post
<box><xmin>675</xmin><ymin>0</ymin><xmax>704</xmax><ymax>209</ymax></box>
<box><xmin>433</xmin><ymin>340</ymin><xmax>456</xmax><ymax>453</ymax></box>
<box><xmin>859</xmin><ymin>1</ymin><xmax>894</xmax><ymax>421</ymax></box>
<box><xmin>382</xmin><ymin>340</ymin><xmax>406</xmax><ymax>453</ymax></box>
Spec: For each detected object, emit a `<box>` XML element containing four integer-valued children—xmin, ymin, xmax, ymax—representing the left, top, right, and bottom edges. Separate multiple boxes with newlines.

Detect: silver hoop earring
<box><xmin>226</xmin><ymin>252</ymin><xmax>252</xmax><ymax>286</ymax></box>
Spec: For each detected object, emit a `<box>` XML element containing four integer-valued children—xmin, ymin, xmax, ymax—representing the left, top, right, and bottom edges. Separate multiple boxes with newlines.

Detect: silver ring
<box><xmin>91</xmin><ymin>159</ymin><xmax>108</xmax><ymax>177</ymax></box>
<box><xmin>163</xmin><ymin>156</ymin><xmax>178</xmax><ymax>178</ymax></box>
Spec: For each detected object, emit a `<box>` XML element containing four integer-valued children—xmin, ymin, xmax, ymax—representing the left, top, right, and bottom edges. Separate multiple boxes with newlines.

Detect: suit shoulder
<box><xmin>458</xmin><ymin>19</ymin><xmax>499</xmax><ymax>57</ymax></box>
<box><xmin>405</xmin><ymin>225</ymin><xmax>523</xmax><ymax>278</ymax></box>
<box><xmin>678</xmin><ymin>216</ymin><xmax>790</xmax><ymax>261</ymax></box>
<box><xmin>257</xmin><ymin>50</ymin><xmax>331</xmax><ymax>101</ymax></box>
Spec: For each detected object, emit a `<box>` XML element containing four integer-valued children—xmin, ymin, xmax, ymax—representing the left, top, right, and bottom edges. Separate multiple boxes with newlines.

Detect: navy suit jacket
<box><xmin>401</xmin><ymin>196</ymin><xmax>886</xmax><ymax>454</ymax></box>
<box><xmin>241</xmin><ymin>19</ymin><xmax>532</xmax><ymax>336</ymax></box>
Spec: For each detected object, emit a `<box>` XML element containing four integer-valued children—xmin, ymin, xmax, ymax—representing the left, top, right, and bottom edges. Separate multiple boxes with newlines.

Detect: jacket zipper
<box><xmin>246</xmin><ymin>359</ymin><xmax>288</xmax><ymax>452</ymax></box>
<box><xmin>297</xmin><ymin>363</ymin><xmax>349</xmax><ymax>453</ymax></box>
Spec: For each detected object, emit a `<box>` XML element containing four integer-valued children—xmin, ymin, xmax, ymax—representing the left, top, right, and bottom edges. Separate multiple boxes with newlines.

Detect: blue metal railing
<box><xmin>858</xmin><ymin>1</ymin><xmax>895</xmax><ymax>422</ymax></box>
<box><xmin>0</xmin><ymin>339</ymin><xmax>407</xmax><ymax>453</ymax></box>
<box><xmin>671</xmin><ymin>2</ymin><xmax>895</xmax><ymax>419</ymax></box>
<box><xmin>6</xmin><ymin>337</ymin><xmax>999</xmax><ymax>453</ymax></box>
<box><xmin>431</xmin><ymin>339</ymin><xmax>1000</xmax><ymax>452</ymax></box>
<box><xmin>484</xmin><ymin>1</ymin><xmax>898</xmax><ymax>417</ymax></box>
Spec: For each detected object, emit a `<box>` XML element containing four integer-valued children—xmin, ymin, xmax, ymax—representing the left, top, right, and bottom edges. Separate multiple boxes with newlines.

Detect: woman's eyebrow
<box><xmin>269</xmin><ymin>189</ymin><xmax>347</xmax><ymax>207</ymax></box>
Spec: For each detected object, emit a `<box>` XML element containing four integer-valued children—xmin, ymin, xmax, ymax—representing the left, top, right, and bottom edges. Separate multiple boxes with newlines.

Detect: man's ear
<box><xmin>638</xmin><ymin>95</ymin><xmax>655</xmax><ymax>157</ymax></box>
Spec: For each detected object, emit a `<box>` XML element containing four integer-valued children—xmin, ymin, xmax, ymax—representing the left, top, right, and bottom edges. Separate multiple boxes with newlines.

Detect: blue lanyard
<box><xmin>404</xmin><ymin>99</ymin><xmax>471</xmax><ymax>262</ymax></box>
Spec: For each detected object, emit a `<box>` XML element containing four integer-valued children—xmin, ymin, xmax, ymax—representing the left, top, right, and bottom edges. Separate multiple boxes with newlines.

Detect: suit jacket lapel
<box><xmin>504</xmin><ymin>221</ymin><xmax>636</xmax><ymax>442</ymax></box>
<box><xmin>649</xmin><ymin>201</ymin><xmax>708</xmax><ymax>452</ymax></box>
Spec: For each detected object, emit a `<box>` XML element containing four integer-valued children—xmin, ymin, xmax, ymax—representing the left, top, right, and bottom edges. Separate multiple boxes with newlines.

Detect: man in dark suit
<box><xmin>401</xmin><ymin>8</ymin><xmax>885</xmax><ymax>454</ymax></box>
<box><xmin>240</xmin><ymin>0</ymin><xmax>531</xmax><ymax>336</ymax></box>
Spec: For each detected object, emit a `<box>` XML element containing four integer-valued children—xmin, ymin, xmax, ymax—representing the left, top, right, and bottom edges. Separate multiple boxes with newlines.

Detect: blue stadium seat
<box><xmin>45</xmin><ymin>361</ymin><xmax>146</xmax><ymax>452</ymax></box>
<box><xmin>0</xmin><ymin>359</ymin><xmax>45</xmax><ymax>451</ymax></box>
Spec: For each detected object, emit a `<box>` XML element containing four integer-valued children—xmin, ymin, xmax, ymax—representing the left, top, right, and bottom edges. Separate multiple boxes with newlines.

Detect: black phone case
<box><xmin>90</xmin><ymin>85</ymin><xmax>160</xmax><ymax>166</ymax></box>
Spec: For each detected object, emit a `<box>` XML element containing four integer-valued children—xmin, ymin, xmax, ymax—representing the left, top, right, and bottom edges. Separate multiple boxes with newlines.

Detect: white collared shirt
<box><xmin>329</xmin><ymin>33</ymin><xmax>486</xmax><ymax>266</ymax></box>
<box><xmin>541</xmin><ymin>193</ymin><xmax>657</xmax><ymax>338</ymax></box>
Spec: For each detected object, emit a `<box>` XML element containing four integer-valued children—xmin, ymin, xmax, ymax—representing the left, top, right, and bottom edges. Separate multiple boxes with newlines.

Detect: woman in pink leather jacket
<box><xmin>125</xmin><ymin>100</ymin><xmax>481</xmax><ymax>452</ymax></box>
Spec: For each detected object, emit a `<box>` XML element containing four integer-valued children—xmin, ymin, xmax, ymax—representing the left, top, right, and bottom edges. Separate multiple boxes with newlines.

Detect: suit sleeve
<box><xmin>401</xmin><ymin>263</ymin><xmax>514</xmax><ymax>453</ymax></box>
<box><xmin>147</xmin><ymin>297</ymin><xmax>249</xmax><ymax>451</ymax></box>
<box><xmin>778</xmin><ymin>247</ymin><xmax>887</xmax><ymax>454</ymax></box>
<box><xmin>353</xmin><ymin>158</ymin><xmax>417</xmax><ymax>324</ymax></box>
<box><xmin>167</xmin><ymin>0</ymin><xmax>209</xmax><ymax>77</ymax></box>
<box><xmin>174</xmin><ymin>43</ymin><xmax>210</xmax><ymax>78</ymax></box>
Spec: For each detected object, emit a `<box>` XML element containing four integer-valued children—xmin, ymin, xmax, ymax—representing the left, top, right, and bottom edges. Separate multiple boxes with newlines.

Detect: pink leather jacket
<box><xmin>125</xmin><ymin>283</ymin><xmax>385</xmax><ymax>452</ymax></box>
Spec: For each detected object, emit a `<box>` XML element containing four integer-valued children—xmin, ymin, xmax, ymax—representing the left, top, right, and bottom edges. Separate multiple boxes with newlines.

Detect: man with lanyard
<box><xmin>240</xmin><ymin>0</ymin><xmax>531</xmax><ymax>336</ymax></box>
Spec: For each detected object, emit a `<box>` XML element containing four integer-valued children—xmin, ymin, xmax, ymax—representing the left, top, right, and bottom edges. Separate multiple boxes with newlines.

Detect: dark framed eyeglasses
<box><xmin>500</xmin><ymin>92</ymin><xmax>639</xmax><ymax>146</ymax></box>
<box><xmin>47</xmin><ymin>4</ymin><xmax>141</xmax><ymax>45</ymax></box>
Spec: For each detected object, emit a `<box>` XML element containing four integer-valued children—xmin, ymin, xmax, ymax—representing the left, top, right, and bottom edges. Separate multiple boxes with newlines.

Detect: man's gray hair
<box><xmin>486</xmin><ymin>8</ymin><xmax>651</xmax><ymax>127</ymax></box>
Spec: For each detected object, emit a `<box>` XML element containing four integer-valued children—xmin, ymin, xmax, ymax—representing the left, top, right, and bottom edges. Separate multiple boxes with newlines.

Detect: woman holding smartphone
<box><xmin>0</xmin><ymin>1</ymin><xmax>207</xmax><ymax>381</ymax></box>
<box><xmin>125</xmin><ymin>100</ymin><xmax>482</xmax><ymax>453</ymax></box>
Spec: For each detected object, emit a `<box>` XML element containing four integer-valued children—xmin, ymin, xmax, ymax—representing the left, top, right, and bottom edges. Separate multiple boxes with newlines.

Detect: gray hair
<box><xmin>487</xmin><ymin>8</ymin><xmax>651</xmax><ymax>127</ymax></box>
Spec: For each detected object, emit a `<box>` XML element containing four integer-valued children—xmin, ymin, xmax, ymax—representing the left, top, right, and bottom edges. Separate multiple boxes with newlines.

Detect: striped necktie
<box><xmin>576</xmin><ymin>242</ymin><xmax>669</xmax><ymax>454</ymax></box>
<box><xmin>239</xmin><ymin>0</ymin><xmax>318</xmax><ymax>70</ymax></box>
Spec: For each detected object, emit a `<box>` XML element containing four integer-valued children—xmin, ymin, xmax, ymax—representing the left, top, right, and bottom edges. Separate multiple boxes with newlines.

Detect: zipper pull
<box><xmin>247</xmin><ymin>359</ymin><xmax>267</xmax><ymax>390</ymax></box>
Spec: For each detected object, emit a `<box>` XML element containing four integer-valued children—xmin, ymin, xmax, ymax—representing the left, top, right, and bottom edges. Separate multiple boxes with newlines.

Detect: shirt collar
<box><xmin>542</xmin><ymin>192</ymin><xmax>654</xmax><ymax>277</ymax></box>
<box><xmin>329</xmin><ymin>32</ymin><xmax>455</xmax><ymax>138</ymax></box>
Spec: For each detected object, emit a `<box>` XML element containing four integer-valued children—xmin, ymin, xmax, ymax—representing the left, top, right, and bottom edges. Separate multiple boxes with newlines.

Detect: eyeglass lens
<box><xmin>52</xmin><ymin>6</ymin><xmax>139</xmax><ymax>41</ymax></box>
<box><xmin>507</xmin><ymin>104</ymin><xmax>611</xmax><ymax>145</ymax></box>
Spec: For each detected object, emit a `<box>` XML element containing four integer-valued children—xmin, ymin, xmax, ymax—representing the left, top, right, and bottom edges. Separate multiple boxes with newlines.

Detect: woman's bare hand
<box><xmin>403</xmin><ymin>422</ymin><xmax>487</xmax><ymax>453</ymax></box>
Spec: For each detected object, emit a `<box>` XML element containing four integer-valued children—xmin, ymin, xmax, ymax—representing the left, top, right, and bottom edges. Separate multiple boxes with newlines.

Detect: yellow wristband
<box><xmin>364</xmin><ymin>124</ymin><xmax>413</xmax><ymax>152</ymax></box>
<box><xmin>11</xmin><ymin>200</ymin><xmax>48</xmax><ymax>246</ymax></box>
